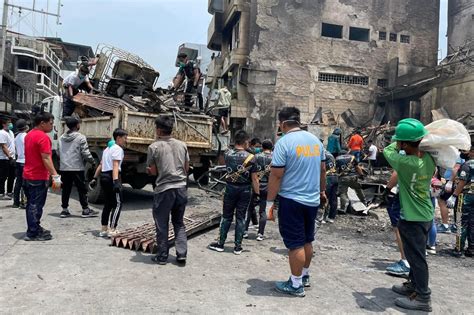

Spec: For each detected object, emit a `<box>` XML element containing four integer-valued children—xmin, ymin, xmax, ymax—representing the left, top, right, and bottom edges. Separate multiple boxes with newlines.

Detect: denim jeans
<box><xmin>218</xmin><ymin>184</ymin><xmax>252</xmax><ymax>246</ymax></box>
<box><xmin>350</xmin><ymin>150</ymin><xmax>362</xmax><ymax>163</ymax></box>
<box><xmin>13</xmin><ymin>163</ymin><xmax>24</xmax><ymax>206</ymax></box>
<box><xmin>324</xmin><ymin>175</ymin><xmax>338</xmax><ymax>219</ymax></box>
<box><xmin>23</xmin><ymin>180</ymin><xmax>49</xmax><ymax>237</ymax></box>
<box><xmin>398</xmin><ymin>219</ymin><xmax>432</xmax><ymax>300</ymax></box>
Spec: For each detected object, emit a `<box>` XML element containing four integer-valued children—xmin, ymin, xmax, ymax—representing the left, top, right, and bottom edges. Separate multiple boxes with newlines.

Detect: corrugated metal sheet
<box><xmin>73</xmin><ymin>93</ymin><xmax>138</xmax><ymax>114</ymax></box>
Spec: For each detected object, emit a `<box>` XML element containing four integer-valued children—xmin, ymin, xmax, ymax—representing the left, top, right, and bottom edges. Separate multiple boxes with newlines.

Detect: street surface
<box><xmin>0</xmin><ymin>185</ymin><xmax>473</xmax><ymax>314</ymax></box>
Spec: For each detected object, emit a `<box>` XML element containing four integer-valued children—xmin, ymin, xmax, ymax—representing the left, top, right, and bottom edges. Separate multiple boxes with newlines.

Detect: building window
<box><xmin>233</xmin><ymin>21</ymin><xmax>240</xmax><ymax>49</ymax></box>
<box><xmin>17</xmin><ymin>56</ymin><xmax>35</xmax><ymax>71</ymax></box>
<box><xmin>321</xmin><ymin>23</ymin><xmax>343</xmax><ymax>39</ymax></box>
<box><xmin>390</xmin><ymin>33</ymin><xmax>397</xmax><ymax>42</ymax></box>
<box><xmin>349</xmin><ymin>27</ymin><xmax>370</xmax><ymax>42</ymax></box>
<box><xmin>400</xmin><ymin>35</ymin><xmax>410</xmax><ymax>43</ymax></box>
<box><xmin>379</xmin><ymin>31</ymin><xmax>386</xmax><ymax>40</ymax></box>
<box><xmin>52</xmin><ymin>72</ymin><xmax>59</xmax><ymax>86</ymax></box>
<box><xmin>377</xmin><ymin>79</ymin><xmax>388</xmax><ymax>88</ymax></box>
<box><xmin>318</xmin><ymin>73</ymin><xmax>369</xmax><ymax>86</ymax></box>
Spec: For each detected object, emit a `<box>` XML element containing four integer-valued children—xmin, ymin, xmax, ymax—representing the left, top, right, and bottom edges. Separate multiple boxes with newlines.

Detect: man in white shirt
<box><xmin>62</xmin><ymin>65</ymin><xmax>94</xmax><ymax>117</ymax></box>
<box><xmin>367</xmin><ymin>140</ymin><xmax>378</xmax><ymax>175</ymax></box>
<box><xmin>0</xmin><ymin>117</ymin><xmax>16</xmax><ymax>199</ymax></box>
<box><xmin>12</xmin><ymin>119</ymin><xmax>28</xmax><ymax>207</ymax></box>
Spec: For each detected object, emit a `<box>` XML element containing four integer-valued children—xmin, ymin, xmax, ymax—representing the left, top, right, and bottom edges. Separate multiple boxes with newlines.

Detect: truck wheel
<box><xmin>129</xmin><ymin>175</ymin><xmax>148</xmax><ymax>190</ymax></box>
<box><xmin>193</xmin><ymin>166</ymin><xmax>209</xmax><ymax>185</ymax></box>
<box><xmin>85</xmin><ymin>161</ymin><xmax>104</xmax><ymax>204</ymax></box>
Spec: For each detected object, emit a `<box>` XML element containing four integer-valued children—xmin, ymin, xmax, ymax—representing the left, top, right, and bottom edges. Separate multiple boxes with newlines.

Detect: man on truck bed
<box><xmin>62</xmin><ymin>64</ymin><xmax>94</xmax><ymax>117</ymax></box>
<box><xmin>172</xmin><ymin>53</ymin><xmax>202</xmax><ymax>110</ymax></box>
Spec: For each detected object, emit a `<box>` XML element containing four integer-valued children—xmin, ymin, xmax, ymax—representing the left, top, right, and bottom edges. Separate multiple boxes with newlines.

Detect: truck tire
<box><xmin>85</xmin><ymin>160</ymin><xmax>104</xmax><ymax>204</ymax></box>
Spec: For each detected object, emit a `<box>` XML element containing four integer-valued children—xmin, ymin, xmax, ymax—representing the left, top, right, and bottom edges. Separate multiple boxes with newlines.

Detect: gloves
<box><xmin>113</xmin><ymin>179</ymin><xmax>122</xmax><ymax>193</ymax></box>
<box><xmin>446</xmin><ymin>195</ymin><xmax>457</xmax><ymax>208</ymax></box>
<box><xmin>89</xmin><ymin>178</ymin><xmax>98</xmax><ymax>190</ymax></box>
<box><xmin>51</xmin><ymin>175</ymin><xmax>62</xmax><ymax>191</ymax></box>
<box><xmin>382</xmin><ymin>187</ymin><xmax>396</xmax><ymax>203</ymax></box>
<box><xmin>445</xmin><ymin>181</ymin><xmax>453</xmax><ymax>193</ymax></box>
<box><xmin>266</xmin><ymin>200</ymin><xmax>275</xmax><ymax>221</ymax></box>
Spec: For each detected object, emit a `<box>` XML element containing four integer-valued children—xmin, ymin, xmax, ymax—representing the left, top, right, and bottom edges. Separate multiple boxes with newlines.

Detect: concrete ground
<box><xmin>0</xmin><ymin>186</ymin><xmax>473</xmax><ymax>314</ymax></box>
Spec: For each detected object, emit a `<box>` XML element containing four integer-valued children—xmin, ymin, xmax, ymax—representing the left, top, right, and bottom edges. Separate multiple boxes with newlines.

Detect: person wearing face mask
<box><xmin>209</xmin><ymin>130</ymin><xmax>259</xmax><ymax>255</ymax></box>
<box><xmin>91</xmin><ymin>128</ymin><xmax>128</xmax><ymax>238</ymax></box>
<box><xmin>62</xmin><ymin>64</ymin><xmax>94</xmax><ymax>117</ymax></box>
<box><xmin>172</xmin><ymin>53</ymin><xmax>202</xmax><ymax>111</ymax></box>
<box><xmin>383</xmin><ymin>118</ymin><xmax>435</xmax><ymax>312</ymax></box>
<box><xmin>58</xmin><ymin>117</ymin><xmax>98</xmax><ymax>218</ymax></box>
<box><xmin>0</xmin><ymin>117</ymin><xmax>16</xmax><ymax>200</ymax></box>
<box><xmin>446</xmin><ymin>145</ymin><xmax>474</xmax><ymax>257</ymax></box>
<box><xmin>12</xmin><ymin>119</ymin><xmax>29</xmax><ymax>208</ymax></box>
<box><xmin>266</xmin><ymin>107</ymin><xmax>326</xmax><ymax>297</ymax></box>
<box><xmin>243</xmin><ymin>137</ymin><xmax>263</xmax><ymax>235</ymax></box>
<box><xmin>146</xmin><ymin>116</ymin><xmax>190</xmax><ymax>265</ymax></box>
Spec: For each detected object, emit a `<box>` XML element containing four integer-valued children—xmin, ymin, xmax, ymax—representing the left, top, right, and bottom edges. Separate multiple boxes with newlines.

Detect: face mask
<box><xmin>254</xmin><ymin>148</ymin><xmax>262</xmax><ymax>154</ymax></box>
<box><xmin>7</xmin><ymin>123</ymin><xmax>13</xmax><ymax>130</ymax></box>
<box><xmin>460</xmin><ymin>152</ymin><xmax>469</xmax><ymax>160</ymax></box>
<box><xmin>107</xmin><ymin>140</ymin><xmax>115</xmax><ymax>148</ymax></box>
<box><xmin>399</xmin><ymin>150</ymin><xmax>406</xmax><ymax>156</ymax></box>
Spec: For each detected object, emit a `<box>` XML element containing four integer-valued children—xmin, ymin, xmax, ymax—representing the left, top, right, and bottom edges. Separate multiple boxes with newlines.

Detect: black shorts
<box><xmin>439</xmin><ymin>189</ymin><xmax>453</xmax><ymax>201</ymax></box>
<box><xmin>278</xmin><ymin>196</ymin><xmax>319</xmax><ymax>250</ymax></box>
<box><xmin>219</xmin><ymin>108</ymin><xmax>229</xmax><ymax>118</ymax></box>
<box><xmin>386</xmin><ymin>194</ymin><xmax>401</xmax><ymax>227</ymax></box>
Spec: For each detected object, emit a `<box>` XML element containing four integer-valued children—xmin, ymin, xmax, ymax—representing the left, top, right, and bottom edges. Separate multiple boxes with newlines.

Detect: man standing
<box><xmin>62</xmin><ymin>64</ymin><xmax>94</xmax><ymax>117</ymax></box>
<box><xmin>58</xmin><ymin>117</ymin><xmax>98</xmax><ymax>218</ymax></box>
<box><xmin>266</xmin><ymin>107</ymin><xmax>326</xmax><ymax>297</ymax></box>
<box><xmin>348</xmin><ymin>128</ymin><xmax>364</xmax><ymax>162</ymax></box>
<box><xmin>23</xmin><ymin>112</ymin><xmax>61</xmax><ymax>241</ymax></box>
<box><xmin>384</xmin><ymin>118</ymin><xmax>435</xmax><ymax>312</ymax></box>
<box><xmin>172</xmin><ymin>53</ymin><xmax>202</xmax><ymax>110</ymax></box>
<box><xmin>146</xmin><ymin>116</ymin><xmax>189</xmax><ymax>265</ymax></box>
<box><xmin>336</xmin><ymin>150</ymin><xmax>367</xmax><ymax>213</ymax></box>
<box><xmin>322</xmin><ymin>150</ymin><xmax>338</xmax><ymax>223</ymax></box>
<box><xmin>327</xmin><ymin>128</ymin><xmax>342</xmax><ymax>158</ymax></box>
<box><xmin>12</xmin><ymin>119</ymin><xmax>28</xmax><ymax>208</ymax></box>
<box><xmin>0</xmin><ymin>117</ymin><xmax>16</xmax><ymax>200</ymax></box>
<box><xmin>208</xmin><ymin>130</ymin><xmax>259</xmax><ymax>255</ymax></box>
<box><xmin>367</xmin><ymin>140</ymin><xmax>378</xmax><ymax>174</ymax></box>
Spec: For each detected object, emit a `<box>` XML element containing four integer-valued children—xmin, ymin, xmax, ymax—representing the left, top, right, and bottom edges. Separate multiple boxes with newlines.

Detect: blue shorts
<box><xmin>278</xmin><ymin>196</ymin><xmax>319</xmax><ymax>250</ymax></box>
<box><xmin>386</xmin><ymin>194</ymin><xmax>401</xmax><ymax>227</ymax></box>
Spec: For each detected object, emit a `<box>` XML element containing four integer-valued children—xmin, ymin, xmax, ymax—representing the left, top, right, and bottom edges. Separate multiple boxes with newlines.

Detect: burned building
<box><xmin>380</xmin><ymin>0</ymin><xmax>474</xmax><ymax>125</ymax></box>
<box><xmin>206</xmin><ymin>0</ymin><xmax>440</xmax><ymax>137</ymax></box>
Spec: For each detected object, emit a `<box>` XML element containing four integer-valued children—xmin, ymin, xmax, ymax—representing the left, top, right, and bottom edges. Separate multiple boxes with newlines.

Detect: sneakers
<box><xmin>99</xmin><ymin>230</ymin><xmax>109</xmax><ymax>238</ymax></box>
<box><xmin>24</xmin><ymin>231</ymin><xmax>53</xmax><ymax>241</ymax></box>
<box><xmin>302</xmin><ymin>275</ymin><xmax>311</xmax><ymax>287</ymax></box>
<box><xmin>81</xmin><ymin>208</ymin><xmax>99</xmax><ymax>217</ymax></box>
<box><xmin>208</xmin><ymin>242</ymin><xmax>224</xmax><ymax>252</ymax></box>
<box><xmin>10</xmin><ymin>203</ymin><xmax>19</xmax><ymax>208</ymax></box>
<box><xmin>60</xmin><ymin>208</ymin><xmax>71</xmax><ymax>218</ymax></box>
<box><xmin>450</xmin><ymin>224</ymin><xmax>458</xmax><ymax>234</ymax></box>
<box><xmin>386</xmin><ymin>260</ymin><xmax>410</xmax><ymax>277</ymax></box>
<box><xmin>392</xmin><ymin>281</ymin><xmax>416</xmax><ymax>296</ymax></box>
<box><xmin>275</xmin><ymin>278</ymin><xmax>305</xmax><ymax>297</ymax></box>
<box><xmin>426</xmin><ymin>245</ymin><xmax>437</xmax><ymax>255</ymax></box>
<box><xmin>437</xmin><ymin>224</ymin><xmax>451</xmax><ymax>234</ymax></box>
<box><xmin>233</xmin><ymin>245</ymin><xmax>243</xmax><ymax>255</ymax></box>
<box><xmin>1</xmin><ymin>194</ymin><xmax>12</xmax><ymax>200</ymax></box>
<box><xmin>176</xmin><ymin>255</ymin><xmax>187</xmax><ymax>263</ymax></box>
<box><xmin>151</xmin><ymin>256</ymin><xmax>167</xmax><ymax>265</ymax></box>
<box><xmin>243</xmin><ymin>232</ymin><xmax>249</xmax><ymax>239</ymax></box>
<box><xmin>395</xmin><ymin>293</ymin><xmax>432</xmax><ymax>312</ymax></box>
<box><xmin>256</xmin><ymin>233</ymin><xmax>264</xmax><ymax>241</ymax></box>
<box><xmin>326</xmin><ymin>218</ymin><xmax>335</xmax><ymax>223</ymax></box>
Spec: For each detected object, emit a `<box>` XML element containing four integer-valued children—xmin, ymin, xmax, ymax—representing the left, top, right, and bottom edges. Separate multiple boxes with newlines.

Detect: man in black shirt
<box><xmin>209</xmin><ymin>130</ymin><xmax>259</xmax><ymax>254</ymax></box>
<box><xmin>335</xmin><ymin>150</ymin><xmax>367</xmax><ymax>213</ymax></box>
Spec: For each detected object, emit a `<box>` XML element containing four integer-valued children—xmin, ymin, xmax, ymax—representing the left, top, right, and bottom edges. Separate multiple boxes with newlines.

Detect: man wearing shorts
<box><xmin>267</xmin><ymin>107</ymin><xmax>326</xmax><ymax>297</ymax></box>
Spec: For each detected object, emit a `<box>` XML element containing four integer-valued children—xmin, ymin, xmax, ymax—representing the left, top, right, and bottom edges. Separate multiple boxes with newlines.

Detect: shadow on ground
<box><xmin>246</xmin><ymin>278</ymin><xmax>295</xmax><ymax>298</ymax></box>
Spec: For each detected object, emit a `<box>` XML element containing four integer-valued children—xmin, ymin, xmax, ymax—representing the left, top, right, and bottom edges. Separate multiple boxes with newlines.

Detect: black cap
<box><xmin>16</xmin><ymin>119</ymin><xmax>27</xmax><ymax>130</ymax></box>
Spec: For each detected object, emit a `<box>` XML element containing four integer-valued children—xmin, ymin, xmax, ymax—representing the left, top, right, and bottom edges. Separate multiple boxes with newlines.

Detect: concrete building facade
<box><xmin>207</xmin><ymin>0</ymin><xmax>440</xmax><ymax>138</ymax></box>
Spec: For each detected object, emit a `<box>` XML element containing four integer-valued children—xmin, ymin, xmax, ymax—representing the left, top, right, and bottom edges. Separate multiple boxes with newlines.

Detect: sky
<box><xmin>4</xmin><ymin>0</ymin><xmax>449</xmax><ymax>85</ymax></box>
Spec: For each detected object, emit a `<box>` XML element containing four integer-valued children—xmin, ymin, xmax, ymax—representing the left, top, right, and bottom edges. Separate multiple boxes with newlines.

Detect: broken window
<box><xmin>349</xmin><ymin>27</ymin><xmax>370</xmax><ymax>42</ymax></box>
<box><xmin>379</xmin><ymin>31</ymin><xmax>387</xmax><ymax>40</ymax></box>
<box><xmin>17</xmin><ymin>55</ymin><xmax>35</xmax><ymax>71</ymax></box>
<box><xmin>400</xmin><ymin>35</ymin><xmax>410</xmax><ymax>44</ymax></box>
<box><xmin>321</xmin><ymin>23</ymin><xmax>343</xmax><ymax>39</ymax></box>
<box><xmin>318</xmin><ymin>73</ymin><xmax>369</xmax><ymax>86</ymax></box>
<box><xmin>377</xmin><ymin>79</ymin><xmax>388</xmax><ymax>88</ymax></box>
<box><xmin>390</xmin><ymin>33</ymin><xmax>397</xmax><ymax>42</ymax></box>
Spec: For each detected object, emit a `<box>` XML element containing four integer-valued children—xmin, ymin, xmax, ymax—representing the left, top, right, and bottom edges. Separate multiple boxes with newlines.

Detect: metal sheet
<box><xmin>73</xmin><ymin>93</ymin><xmax>137</xmax><ymax>114</ymax></box>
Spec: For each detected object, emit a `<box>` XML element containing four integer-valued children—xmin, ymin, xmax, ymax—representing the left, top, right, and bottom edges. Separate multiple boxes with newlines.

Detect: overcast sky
<box><xmin>5</xmin><ymin>0</ymin><xmax>448</xmax><ymax>85</ymax></box>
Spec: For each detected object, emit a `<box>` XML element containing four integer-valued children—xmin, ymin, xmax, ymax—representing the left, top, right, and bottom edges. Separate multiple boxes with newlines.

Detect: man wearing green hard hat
<box><xmin>383</xmin><ymin>118</ymin><xmax>435</xmax><ymax>312</ymax></box>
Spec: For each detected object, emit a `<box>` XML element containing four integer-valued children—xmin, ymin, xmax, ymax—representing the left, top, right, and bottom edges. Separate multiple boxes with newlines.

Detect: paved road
<box><xmin>0</xmin><ymin>186</ymin><xmax>473</xmax><ymax>314</ymax></box>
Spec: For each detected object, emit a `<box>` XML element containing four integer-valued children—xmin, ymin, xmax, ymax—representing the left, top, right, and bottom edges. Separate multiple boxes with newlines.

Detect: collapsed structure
<box><xmin>206</xmin><ymin>0</ymin><xmax>440</xmax><ymax>139</ymax></box>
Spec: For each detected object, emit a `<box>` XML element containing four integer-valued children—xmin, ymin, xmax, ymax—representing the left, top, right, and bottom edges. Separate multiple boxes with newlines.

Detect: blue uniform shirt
<box><xmin>272</xmin><ymin>130</ymin><xmax>325</xmax><ymax>207</ymax></box>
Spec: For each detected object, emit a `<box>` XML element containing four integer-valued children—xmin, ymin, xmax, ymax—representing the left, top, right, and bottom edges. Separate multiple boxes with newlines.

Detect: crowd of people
<box><xmin>1</xmin><ymin>105</ymin><xmax>473</xmax><ymax>313</ymax></box>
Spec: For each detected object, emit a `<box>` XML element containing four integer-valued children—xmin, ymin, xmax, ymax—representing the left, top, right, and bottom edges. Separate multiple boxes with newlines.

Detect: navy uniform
<box><xmin>335</xmin><ymin>153</ymin><xmax>366</xmax><ymax>212</ymax></box>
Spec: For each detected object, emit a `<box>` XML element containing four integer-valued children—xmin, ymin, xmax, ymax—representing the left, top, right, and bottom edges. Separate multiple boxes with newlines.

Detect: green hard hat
<box><xmin>392</xmin><ymin>118</ymin><xmax>428</xmax><ymax>142</ymax></box>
